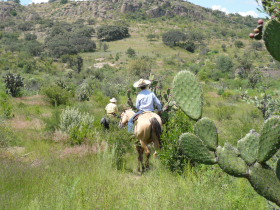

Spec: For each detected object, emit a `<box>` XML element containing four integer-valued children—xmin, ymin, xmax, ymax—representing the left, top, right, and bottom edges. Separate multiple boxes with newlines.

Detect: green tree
<box><xmin>97</xmin><ymin>25</ymin><xmax>129</xmax><ymax>41</ymax></box>
<box><xmin>162</xmin><ymin>30</ymin><xmax>186</xmax><ymax>47</ymax></box>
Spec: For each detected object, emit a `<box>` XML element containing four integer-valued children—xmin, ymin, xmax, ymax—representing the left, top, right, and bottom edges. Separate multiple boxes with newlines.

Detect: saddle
<box><xmin>133</xmin><ymin>111</ymin><xmax>152</xmax><ymax>123</ymax></box>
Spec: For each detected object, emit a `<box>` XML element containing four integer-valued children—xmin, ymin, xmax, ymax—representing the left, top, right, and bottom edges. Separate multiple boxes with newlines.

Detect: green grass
<box><xmin>0</xmin><ymin>151</ymin><xmax>267</xmax><ymax>210</ymax></box>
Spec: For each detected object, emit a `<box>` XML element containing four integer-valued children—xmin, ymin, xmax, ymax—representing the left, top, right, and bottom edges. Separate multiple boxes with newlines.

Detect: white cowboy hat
<box><xmin>133</xmin><ymin>79</ymin><xmax>151</xmax><ymax>88</ymax></box>
<box><xmin>110</xmin><ymin>98</ymin><xmax>117</xmax><ymax>103</ymax></box>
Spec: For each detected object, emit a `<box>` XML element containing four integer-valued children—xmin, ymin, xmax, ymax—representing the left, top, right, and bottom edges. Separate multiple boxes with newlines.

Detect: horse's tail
<box><xmin>101</xmin><ymin>117</ymin><xmax>110</xmax><ymax>129</ymax></box>
<box><xmin>150</xmin><ymin>117</ymin><xmax>162</xmax><ymax>147</ymax></box>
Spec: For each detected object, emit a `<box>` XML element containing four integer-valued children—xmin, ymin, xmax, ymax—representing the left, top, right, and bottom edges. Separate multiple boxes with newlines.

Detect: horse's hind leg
<box><xmin>140</xmin><ymin>140</ymin><xmax>151</xmax><ymax>170</ymax></box>
<box><xmin>153</xmin><ymin>138</ymin><xmax>161</xmax><ymax>157</ymax></box>
<box><xmin>136</xmin><ymin>144</ymin><xmax>144</xmax><ymax>172</ymax></box>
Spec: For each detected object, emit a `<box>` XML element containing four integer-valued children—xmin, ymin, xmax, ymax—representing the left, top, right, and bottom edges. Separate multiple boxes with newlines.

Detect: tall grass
<box><xmin>0</xmin><ymin>147</ymin><xmax>267</xmax><ymax>210</ymax></box>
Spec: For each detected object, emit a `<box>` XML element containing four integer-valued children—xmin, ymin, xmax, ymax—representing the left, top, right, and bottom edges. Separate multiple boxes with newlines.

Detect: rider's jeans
<box><xmin>128</xmin><ymin>110</ymin><xmax>144</xmax><ymax>133</ymax></box>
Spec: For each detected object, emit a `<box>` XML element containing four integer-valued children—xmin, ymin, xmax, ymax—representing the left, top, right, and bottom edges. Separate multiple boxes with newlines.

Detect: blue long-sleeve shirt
<box><xmin>136</xmin><ymin>89</ymin><xmax>162</xmax><ymax>112</ymax></box>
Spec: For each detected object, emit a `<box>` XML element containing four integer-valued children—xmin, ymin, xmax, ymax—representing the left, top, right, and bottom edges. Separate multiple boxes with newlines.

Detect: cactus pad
<box><xmin>237</xmin><ymin>130</ymin><xmax>260</xmax><ymax>165</ymax></box>
<box><xmin>173</xmin><ymin>71</ymin><xmax>202</xmax><ymax>120</ymax></box>
<box><xmin>217</xmin><ymin>144</ymin><xmax>248</xmax><ymax>177</ymax></box>
<box><xmin>194</xmin><ymin>117</ymin><xmax>218</xmax><ymax>151</ymax></box>
<box><xmin>258</xmin><ymin>116</ymin><xmax>280</xmax><ymax>163</ymax></box>
<box><xmin>263</xmin><ymin>19</ymin><xmax>280</xmax><ymax>62</ymax></box>
<box><xmin>249</xmin><ymin>163</ymin><xmax>280</xmax><ymax>206</ymax></box>
<box><xmin>179</xmin><ymin>133</ymin><xmax>217</xmax><ymax>164</ymax></box>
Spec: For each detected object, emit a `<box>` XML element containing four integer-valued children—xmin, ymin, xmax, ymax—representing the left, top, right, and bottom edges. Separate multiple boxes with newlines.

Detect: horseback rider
<box><xmin>128</xmin><ymin>79</ymin><xmax>162</xmax><ymax>133</ymax></box>
<box><xmin>105</xmin><ymin>98</ymin><xmax>118</xmax><ymax>117</ymax></box>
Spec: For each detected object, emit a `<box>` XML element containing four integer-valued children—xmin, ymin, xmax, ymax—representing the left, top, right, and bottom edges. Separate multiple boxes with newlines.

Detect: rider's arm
<box><xmin>152</xmin><ymin>93</ymin><xmax>162</xmax><ymax>111</ymax></box>
<box><xmin>136</xmin><ymin>95</ymin><xmax>140</xmax><ymax>110</ymax></box>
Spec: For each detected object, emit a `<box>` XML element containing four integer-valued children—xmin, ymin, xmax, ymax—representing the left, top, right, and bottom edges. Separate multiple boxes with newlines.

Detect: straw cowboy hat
<box><xmin>110</xmin><ymin>98</ymin><xmax>117</xmax><ymax>103</ymax></box>
<box><xmin>133</xmin><ymin>79</ymin><xmax>151</xmax><ymax>88</ymax></box>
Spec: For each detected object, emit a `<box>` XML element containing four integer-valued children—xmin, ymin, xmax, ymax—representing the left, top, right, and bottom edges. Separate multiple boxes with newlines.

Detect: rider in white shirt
<box><xmin>128</xmin><ymin>79</ymin><xmax>162</xmax><ymax>133</ymax></box>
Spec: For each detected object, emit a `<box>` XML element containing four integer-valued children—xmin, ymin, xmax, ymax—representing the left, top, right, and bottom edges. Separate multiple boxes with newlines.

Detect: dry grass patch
<box><xmin>14</xmin><ymin>95</ymin><xmax>48</xmax><ymax>106</ymax></box>
<box><xmin>9</xmin><ymin>115</ymin><xmax>44</xmax><ymax>130</ymax></box>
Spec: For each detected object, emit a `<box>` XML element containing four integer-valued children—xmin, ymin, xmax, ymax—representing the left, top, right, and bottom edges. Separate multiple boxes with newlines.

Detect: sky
<box><xmin>187</xmin><ymin>0</ymin><xmax>265</xmax><ymax>18</ymax></box>
<box><xmin>19</xmin><ymin>0</ymin><xmax>265</xmax><ymax>18</ymax></box>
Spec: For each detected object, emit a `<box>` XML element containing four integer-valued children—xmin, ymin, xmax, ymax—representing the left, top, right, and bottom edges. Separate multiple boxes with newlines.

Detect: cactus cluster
<box><xmin>3</xmin><ymin>72</ymin><xmax>24</xmax><ymax>97</ymax></box>
<box><xmin>173</xmin><ymin>70</ymin><xmax>280</xmax><ymax>206</ymax></box>
<box><xmin>241</xmin><ymin>90</ymin><xmax>280</xmax><ymax>119</ymax></box>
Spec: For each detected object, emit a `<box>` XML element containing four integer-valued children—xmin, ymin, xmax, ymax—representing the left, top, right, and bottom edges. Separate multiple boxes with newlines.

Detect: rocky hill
<box><xmin>1</xmin><ymin>0</ymin><xmax>255</xmax><ymax>25</ymax></box>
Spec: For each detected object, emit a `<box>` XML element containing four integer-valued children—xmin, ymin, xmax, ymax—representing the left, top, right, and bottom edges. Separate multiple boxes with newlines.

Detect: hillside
<box><xmin>0</xmin><ymin>0</ymin><xmax>280</xmax><ymax>209</ymax></box>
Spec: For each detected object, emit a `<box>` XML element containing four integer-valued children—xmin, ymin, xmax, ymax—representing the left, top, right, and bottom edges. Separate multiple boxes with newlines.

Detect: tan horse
<box><xmin>120</xmin><ymin>109</ymin><xmax>163</xmax><ymax>172</ymax></box>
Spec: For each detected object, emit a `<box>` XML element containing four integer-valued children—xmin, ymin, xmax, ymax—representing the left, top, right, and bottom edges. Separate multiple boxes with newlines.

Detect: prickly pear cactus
<box><xmin>258</xmin><ymin>116</ymin><xmax>280</xmax><ymax>162</ymax></box>
<box><xmin>179</xmin><ymin>133</ymin><xmax>217</xmax><ymax>164</ymax></box>
<box><xmin>217</xmin><ymin>144</ymin><xmax>248</xmax><ymax>177</ymax></box>
<box><xmin>172</xmin><ymin>66</ymin><xmax>280</xmax><ymax>206</ymax></box>
<box><xmin>249</xmin><ymin>163</ymin><xmax>280</xmax><ymax>206</ymax></box>
<box><xmin>194</xmin><ymin>117</ymin><xmax>218</xmax><ymax>150</ymax></box>
<box><xmin>237</xmin><ymin>130</ymin><xmax>260</xmax><ymax>165</ymax></box>
<box><xmin>263</xmin><ymin>19</ymin><xmax>280</xmax><ymax>62</ymax></box>
<box><xmin>178</xmin><ymin>116</ymin><xmax>280</xmax><ymax>206</ymax></box>
<box><xmin>173</xmin><ymin>71</ymin><xmax>202</xmax><ymax>120</ymax></box>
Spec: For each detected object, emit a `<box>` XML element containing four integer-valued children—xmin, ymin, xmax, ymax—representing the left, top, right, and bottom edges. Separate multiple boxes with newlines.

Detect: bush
<box><xmin>160</xmin><ymin>110</ymin><xmax>194</xmax><ymax>173</ymax></box>
<box><xmin>60</xmin><ymin>107</ymin><xmax>94</xmax><ymax>133</ymax></box>
<box><xmin>42</xmin><ymin>85</ymin><xmax>71</xmax><ymax>106</ymax></box>
<box><xmin>77</xmin><ymin>81</ymin><xmax>94</xmax><ymax>101</ymax></box>
<box><xmin>178</xmin><ymin>41</ymin><xmax>196</xmax><ymax>53</ymax></box>
<box><xmin>234</xmin><ymin>40</ymin><xmax>244</xmax><ymax>48</ymax></box>
<box><xmin>162</xmin><ymin>30</ymin><xmax>186</xmax><ymax>47</ymax></box>
<box><xmin>0</xmin><ymin>124</ymin><xmax>18</xmax><ymax>148</ymax></box>
<box><xmin>97</xmin><ymin>25</ymin><xmax>129</xmax><ymax>41</ymax></box>
<box><xmin>215</xmin><ymin>105</ymin><xmax>236</xmax><ymax>121</ymax></box>
<box><xmin>216</xmin><ymin>55</ymin><xmax>234</xmax><ymax>73</ymax></box>
<box><xmin>127</xmin><ymin>56</ymin><xmax>152</xmax><ymax>78</ymax></box>
<box><xmin>25</xmin><ymin>33</ymin><xmax>37</xmax><ymax>41</ymax></box>
<box><xmin>126</xmin><ymin>47</ymin><xmax>136</xmax><ymax>57</ymax></box>
<box><xmin>251</xmin><ymin>41</ymin><xmax>263</xmax><ymax>51</ymax></box>
<box><xmin>17</xmin><ymin>22</ymin><xmax>33</xmax><ymax>31</ymax></box>
<box><xmin>3</xmin><ymin>73</ymin><xmax>24</xmax><ymax>97</ymax></box>
<box><xmin>0</xmin><ymin>91</ymin><xmax>13</xmax><ymax>119</ymax></box>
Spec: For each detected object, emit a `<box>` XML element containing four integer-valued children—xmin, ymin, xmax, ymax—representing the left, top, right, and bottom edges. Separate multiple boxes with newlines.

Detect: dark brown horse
<box><xmin>120</xmin><ymin>109</ymin><xmax>163</xmax><ymax>172</ymax></box>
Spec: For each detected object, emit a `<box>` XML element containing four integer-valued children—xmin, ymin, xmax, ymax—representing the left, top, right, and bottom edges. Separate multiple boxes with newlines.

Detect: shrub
<box><xmin>0</xmin><ymin>124</ymin><xmax>18</xmax><ymax>148</ymax></box>
<box><xmin>25</xmin><ymin>33</ymin><xmax>37</xmax><ymax>41</ymax></box>
<box><xmin>215</xmin><ymin>105</ymin><xmax>236</xmax><ymax>121</ymax></box>
<box><xmin>127</xmin><ymin>56</ymin><xmax>152</xmax><ymax>78</ymax></box>
<box><xmin>146</xmin><ymin>34</ymin><xmax>157</xmax><ymax>41</ymax></box>
<box><xmin>216</xmin><ymin>55</ymin><xmax>234</xmax><ymax>73</ymax></box>
<box><xmin>178</xmin><ymin>41</ymin><xmax>196</xmax><ymax>53</ymax></box>
<box><xmin>42</xmin><ymin>85</ymin><xmax>71</xmax><ymax>106</ymax></box>
<box><xmin>60</xmin><ymin>107</ymin><xmax>94</xmax><ymax>133</ymax></box>
<box><xmin>3</xmin><ymin>73</ymin><xmax>24</xmax><ymax>97</ymax></box>
<box><xmin>126</xmin><ymin>47</ymin><xmax>136</xmax><ymax>57</ymax></box>
<box><xmin>0</xmin><ymin>91</ymin><xmax>13</xmax><ymax>119</ymax></box>
<box><xmin>251</xmin><ymin>41</ymin><xmax>263</xmax><ymax>51</ymax></box>
<box><xmin>17</xmin><ymin>22</ymin><xmax>33</xmax><ymax>31</ymax></box>
<box><xmin>160</xmin><ymin>110</ymin><xmax>194</xmax><ymax>173</ymax></box>
<box><xmin>162</xmin><ymin>30</ymin><xmax>186</xmax><ymax>47</ymax></box>
<box><xmin>97</xmin><ymin>25</ymin><xmax>129</xmax><ymax>41</ymax></box>
<box><xmin>234</xmin><ymin>40</ymin><xmax>244</xmax><ymax>48</ymax></box>
<box><xmin>77</xmin><ymin>81</ymin><xmax>94</xmax><ymax>101</ymax></box>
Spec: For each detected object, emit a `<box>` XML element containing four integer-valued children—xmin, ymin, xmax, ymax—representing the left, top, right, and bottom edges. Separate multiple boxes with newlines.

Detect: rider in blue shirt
<box><xmin>128</xmin><ymin>79</ymin><xmax>162</xmax><ymax>133</ymax></box>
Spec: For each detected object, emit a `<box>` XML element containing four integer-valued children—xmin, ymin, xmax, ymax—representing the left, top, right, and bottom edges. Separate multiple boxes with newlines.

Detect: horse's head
<box><xmin>119</xmin><ymin>109</ymin><xmax>135</xmax><ymax>128</ymax></box>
